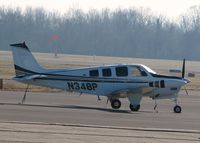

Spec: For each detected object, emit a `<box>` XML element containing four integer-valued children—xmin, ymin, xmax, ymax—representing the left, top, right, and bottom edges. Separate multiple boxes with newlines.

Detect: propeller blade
<box><xmin>182</xmin><ymin>58</ymin><xmax>185</xmax><ymax>78</ymax></box>
<box><xmin>184</xmin><ymin>85</ymin><xmax>189</xmax><ymax>96</ymax></box>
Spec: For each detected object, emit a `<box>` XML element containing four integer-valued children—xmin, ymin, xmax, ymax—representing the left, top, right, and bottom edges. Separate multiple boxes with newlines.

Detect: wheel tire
<box><xmin>129</xmin><ymin>104</ymin><xmax>140</xmax><ymax>111</ymax></box>
<box><xmin>174</xmin><ymin>105</ymin><xmax>182</xmax><ymax>113</ymax></box>
<box><xmin>111</xmin><ymin>99</ymin><xmax>121</xmax><ymax>109</ymax></box>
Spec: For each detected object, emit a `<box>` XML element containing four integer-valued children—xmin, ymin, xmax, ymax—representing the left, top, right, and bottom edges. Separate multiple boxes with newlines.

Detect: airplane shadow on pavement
<box><xmin>0</xmin><ymin>102</ymin><xmax>154</xmax><ymax>114</ymax></box>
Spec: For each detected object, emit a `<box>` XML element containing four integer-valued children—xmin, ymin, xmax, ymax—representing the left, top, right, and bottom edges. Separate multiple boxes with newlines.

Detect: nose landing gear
<box><xmin>174</xmin><ymin>105</ymin><xmax>182</xmax><ymax>113</ymax></box>
<box><xmin>173</xmin><ymin>98</ymin><xmax>182</xmax><ymax>113</ymax></box>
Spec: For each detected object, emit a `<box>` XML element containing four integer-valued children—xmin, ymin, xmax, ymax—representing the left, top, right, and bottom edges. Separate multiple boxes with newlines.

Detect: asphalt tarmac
<box><xmin>0</xmin><ymin>90</ymin><xmax>200</xmax><ymax>142</ymax></box>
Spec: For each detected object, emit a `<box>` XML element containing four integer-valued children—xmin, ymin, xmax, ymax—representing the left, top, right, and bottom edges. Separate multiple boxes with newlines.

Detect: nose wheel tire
<box><xmin>130</xmin><ymin>104</ymin><xmax>140</xmax><ymax>111</ymax></box>
<box><xmin>174</xmin><ymin>105</ymin><xmax>182</xmax><ymax>113</ymax></box>
<box><xmin>111</xmin><ymin>99</ymin><xmax>121</xmax><ymax>109</ymax></box>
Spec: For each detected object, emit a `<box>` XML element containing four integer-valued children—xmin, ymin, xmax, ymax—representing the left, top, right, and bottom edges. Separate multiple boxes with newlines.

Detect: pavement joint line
<box><xmin>0</xmin><ymin>121</ymin><xmax>199</xmax><ymax>134</ymax></box>
<box><xmin>0</xmin><ymin>129</ymin><xmax>199</xmax><ymax>142</ymax></box>
<box><xmin>0</xmin><ymin>140</ymin><xmax>45</xmax><ymax>143</ymax></box>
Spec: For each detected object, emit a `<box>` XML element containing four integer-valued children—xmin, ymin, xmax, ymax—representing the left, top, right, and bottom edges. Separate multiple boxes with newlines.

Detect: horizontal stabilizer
<box><xmin>13</xmin><ymin>74</ymin><xmax>47</xmax><ymax>81</ymax></box>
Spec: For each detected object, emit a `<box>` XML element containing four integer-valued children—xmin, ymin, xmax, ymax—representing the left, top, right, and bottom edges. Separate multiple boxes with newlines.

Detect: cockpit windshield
<box><xmin>142</xmin><ymin>65</ymin><xmax>157</xmax><ymax>74</ymax></box>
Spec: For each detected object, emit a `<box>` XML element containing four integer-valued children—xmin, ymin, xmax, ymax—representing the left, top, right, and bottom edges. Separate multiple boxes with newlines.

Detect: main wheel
<box><xmin>129</xmin><ymin>104</ymin><xmax>140</xmax><ymax>111</ymax></box>
<box><xmin>174</xmin><ymin>105</ymin><xmax>182</xmax><ymax>113</ymax></box>
<box><xmin>111</xmin><ymin>99</ymin><xmax>121</xmax><ymax>109</ymax></box>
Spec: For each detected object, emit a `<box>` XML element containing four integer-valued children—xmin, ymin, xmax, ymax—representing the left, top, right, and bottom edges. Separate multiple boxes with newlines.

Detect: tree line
<box><xmin>1</xmin><ymin>6</ymin><xmax>200</xmax><ymax>60</ymax></box>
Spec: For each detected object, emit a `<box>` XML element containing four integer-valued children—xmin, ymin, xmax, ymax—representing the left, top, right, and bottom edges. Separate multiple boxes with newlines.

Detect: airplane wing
<box><xmin>110</xmin><ymin>86</ymin><xmax>154</xmax><ymax>98</ymax></box>
<box><xmin>109</xmin><ymin>86</ymin><xmax>155</xmax><ymax>107</ymax></box>
<box><xmin>13</xmin><ymin>74</ymin><xmax>47</xmax><ymax>81</ymax></box>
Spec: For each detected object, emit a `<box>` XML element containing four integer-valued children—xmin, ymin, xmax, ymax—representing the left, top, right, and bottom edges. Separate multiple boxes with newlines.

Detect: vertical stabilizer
<box><xmin>10</xmin><ymin>42</ymin><xmax>45</xmax><ymax>76</ymax></box>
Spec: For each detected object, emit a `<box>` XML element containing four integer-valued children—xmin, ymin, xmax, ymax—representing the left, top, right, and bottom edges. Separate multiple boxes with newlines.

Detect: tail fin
<box><xmin>10</xmin><ymin>42</ymin><xmax>45</xmax><ymax>76</ymax></box>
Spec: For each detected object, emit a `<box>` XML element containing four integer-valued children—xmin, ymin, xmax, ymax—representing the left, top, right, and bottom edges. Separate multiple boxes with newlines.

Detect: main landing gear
<box><xmin>110</xmin><ymin>99</ymin><xmax>141</xmax><ymax>112</ymax></box>
<box><xmin>110</xmin><ymin>99</ymin><xmax>121</xmax><ymax>109</ymax></box>
<box><xmin>129</xmin><ymin>104</ymin><xmax>140</xmax><ymax>111</ymax></box>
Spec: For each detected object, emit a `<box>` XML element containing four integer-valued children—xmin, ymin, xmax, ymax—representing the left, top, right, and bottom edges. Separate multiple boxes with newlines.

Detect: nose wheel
<box><xmin>174</xmin><ymin>105</ymin><xmax>182</xmax><ymax>113</ymax></box>
<box><xmin>110</xmin><ymin>99</ymin><xmax>121</xmax><ymax>109</ymax></box>
<box><xmin>173</xmin><ymin>98</ymin><xmax>182</xmax><ymax>113</ymax></box>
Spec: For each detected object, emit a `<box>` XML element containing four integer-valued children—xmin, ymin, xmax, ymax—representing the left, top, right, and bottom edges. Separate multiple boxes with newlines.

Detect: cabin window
<box><xmin>131</xmin><ymin>66</ymin><xmax>147</xmax><ymax>77</ymax></box>
<box><xmin>89</xmin><ymin>69</ymin><xmax>99</xmax><ymax>77</ymax></box>
<box><xmin>116</xmin><ymin>66</ymin><xmax>128</xmax><ymax>77</ymax></box>
<box><xmin>102</xmin><ymin>68</ymin><xmax>111</xmax><ymax>77</ymax></box>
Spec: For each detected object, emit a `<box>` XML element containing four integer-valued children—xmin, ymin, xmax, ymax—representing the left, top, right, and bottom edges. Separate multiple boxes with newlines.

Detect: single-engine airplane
<box><xmin>10</xmin><ymin>42</ymin><xmax>190</xmax><ymax>113</ymax></box>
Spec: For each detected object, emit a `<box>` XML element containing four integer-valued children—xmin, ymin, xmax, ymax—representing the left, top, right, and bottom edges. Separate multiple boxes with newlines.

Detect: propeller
<box><xmin>184</xmin><ymin>86</ymin><xmax>189</xmax><ymax>96</ymax></box>
<box><xmin>182</xmin><ymin>58</ymin><xmax>185</xmax><ymax>78</ymax></box>
<box><xmin>181</xmin><ymin>58</ymin><xmax>189</xmax><ymax>96</ymax></box>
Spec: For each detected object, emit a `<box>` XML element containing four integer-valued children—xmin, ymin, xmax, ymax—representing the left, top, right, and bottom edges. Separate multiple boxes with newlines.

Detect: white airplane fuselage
<box><xmin>15</xmin><ymin>64</ymin><xmax>187</xmax><ymax>100</ymax></box>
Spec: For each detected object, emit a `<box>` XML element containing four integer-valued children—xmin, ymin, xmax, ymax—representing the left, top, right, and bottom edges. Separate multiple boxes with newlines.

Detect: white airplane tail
<box><xmin>10</xmin><ymin>42</ymin><xmax>45</xmax><ymax>76</ymax></box>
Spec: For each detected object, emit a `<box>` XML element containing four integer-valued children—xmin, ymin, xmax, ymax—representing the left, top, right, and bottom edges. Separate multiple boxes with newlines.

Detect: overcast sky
<box><xmin>0</xmin><ymin>0</ymin><xmax>200</xmax><ymax>19</ymax></box>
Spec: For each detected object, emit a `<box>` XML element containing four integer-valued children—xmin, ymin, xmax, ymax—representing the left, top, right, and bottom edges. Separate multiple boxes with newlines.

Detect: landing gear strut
<box><xmin>129</xmin><ymin>104</ymin><xmax>140</xmax><ymax>111</ymax></box>
<box><xmin>110</xmin><ymin>99</ymin><xmax>121</xmax><ymax>109</ymax></box>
